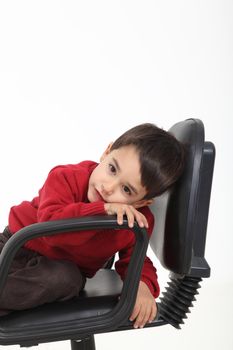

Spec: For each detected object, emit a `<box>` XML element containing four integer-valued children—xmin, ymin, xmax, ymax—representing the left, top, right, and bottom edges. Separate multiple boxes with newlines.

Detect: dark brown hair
<box><xmin>111</xmin><ymin>123</ymin><xmax>185</xmax><ymax>199</ymax></box>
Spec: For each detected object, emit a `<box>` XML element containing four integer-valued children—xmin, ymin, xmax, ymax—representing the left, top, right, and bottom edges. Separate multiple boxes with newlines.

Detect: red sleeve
<box><xmin>115</xmin><ymin>207</ymin><xmax>160</xmax><ymax>298</ymax></box>
<box><xmin>37</xmin><ymin>166</ymin><xmax>106</xmax><ymax>222</ymax></box>
<box><xmin>29</xmin><ymin>165</ymin><xmax>107</xmax><ymax>247</ymax></box>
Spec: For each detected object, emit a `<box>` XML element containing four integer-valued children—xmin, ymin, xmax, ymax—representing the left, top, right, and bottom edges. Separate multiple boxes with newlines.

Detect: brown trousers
<box><xmin>0</xmin><ymin>228</ymin><xmax>86</xmax><ymax>316</ymax></box>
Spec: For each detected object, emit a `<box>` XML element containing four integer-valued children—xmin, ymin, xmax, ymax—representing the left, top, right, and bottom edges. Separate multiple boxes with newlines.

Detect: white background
<box><xmin>0</xmin><ymin>1</ymin><xmax>232</xmax><ymax>349</ymax></box>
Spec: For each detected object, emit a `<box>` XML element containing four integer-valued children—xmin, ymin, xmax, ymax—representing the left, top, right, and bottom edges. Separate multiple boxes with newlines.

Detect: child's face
<box><xmin>87</xmin><ymin>145</ymin><xmax>148</xmax><ymax>206</ymax></box>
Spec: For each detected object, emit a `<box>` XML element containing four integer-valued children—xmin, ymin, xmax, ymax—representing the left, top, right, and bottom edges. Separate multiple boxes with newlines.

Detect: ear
<box><xmin>100</xmin><ymin>142</ymin><xmax>113</xmax><ymax>161</ymax></box>
<box><xmin>133</xmin><ymin>198</ymin><xmax>154</xmax><ymax>209</ymax></box>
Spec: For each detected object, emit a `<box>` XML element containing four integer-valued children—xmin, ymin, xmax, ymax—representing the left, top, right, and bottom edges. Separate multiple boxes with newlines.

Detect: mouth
<box><xmin>95</xmin><ymin>188</ymin><xmax>105</xmax><ymax>202</ymax></box>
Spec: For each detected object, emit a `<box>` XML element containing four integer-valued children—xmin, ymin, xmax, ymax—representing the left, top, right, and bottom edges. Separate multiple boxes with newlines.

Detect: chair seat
<box><xmin>0</xmin><ymin>269</ymin><xmax>122</xmax><ymax>345</ymax></box>
<box><xmin>0</xmin><ymin>269</ymin><xmax>166</xmax><ymax>346</ymax></box>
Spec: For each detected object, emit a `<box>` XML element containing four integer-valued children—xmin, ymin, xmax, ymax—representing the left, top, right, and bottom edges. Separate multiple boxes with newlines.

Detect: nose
<box><xmin>101</xmin><ymin>182</ymin><xmax>116</xmax><ymax>196</ymax></box>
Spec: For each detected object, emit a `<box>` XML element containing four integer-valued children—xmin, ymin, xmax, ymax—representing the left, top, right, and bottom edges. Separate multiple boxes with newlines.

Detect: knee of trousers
<box><xmin>38</xmin><ymin>257</ymin><xmax>86</xmax><ymax>296</ymax></box>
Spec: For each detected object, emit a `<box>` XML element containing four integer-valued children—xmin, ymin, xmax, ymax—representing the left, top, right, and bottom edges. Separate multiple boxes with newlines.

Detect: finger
<box><xmin>125</xmin><ymin>207</ymin><xmax>136</xmax><ymax>228</ymax></box>
<box><xmin>133</xmin><ymin>307</ymin><xmax>148</xmax><ymax>329</ymax></box>
<box><xmin>148</xmin><ymin>302</ymin><xmax>157</xmax><ymax>323</ymax></box>
<box><xmin>116</xmin><ymin>208</ymin><xmax>124</xmax><ymax>225</ymax></box>
<box><xmin>136</xmin><ymin>212</ymin><xmax>149</xmax><ymax>228</ymax></box>
<box><xmin>133</xmin><ymin>211</ymin><xmax>148</xmax><ymax>228</ymax></box>
<box><xmin>138</xmin><ymin>305</ymin><xmax>152</xmax><ymax>328</ymax></box>
<box><xmin>129</xmin><ymin>207</ymin><xmax>144</xmax><ymax>227</ymax></box>
<box><xmin>129</xmin><ymin>304</ymin><xmax>141</xmax><ymax>322</ymax></box>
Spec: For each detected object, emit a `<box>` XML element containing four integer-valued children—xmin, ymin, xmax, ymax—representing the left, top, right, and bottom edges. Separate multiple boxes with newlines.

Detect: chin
<box><xmin>88</xmin><ymin>191</ymin><xmax>100</xmax><ymax>203</ymax></box>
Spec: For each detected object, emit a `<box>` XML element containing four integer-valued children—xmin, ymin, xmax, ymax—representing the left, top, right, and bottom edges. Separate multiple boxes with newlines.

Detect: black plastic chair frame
<box><xmin>0</xmin><ymin>217</ymin><xmax>158</xmax><ymax>345</ymax></box>
<box><xmin>0</xmin><ymin>119</ymin><xmax>215</xmax><ymax>350</ymax></box>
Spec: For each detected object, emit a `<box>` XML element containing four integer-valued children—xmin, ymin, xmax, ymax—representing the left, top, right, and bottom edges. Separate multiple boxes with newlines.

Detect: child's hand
<box><xmin>129</xmin><ymin>281</ymin><xmax>157</xmax><ymax>329</ymax></box>
<box><xmin>104</xmin><ymin>203</ymin><xmax>149</xmax><ymax>228</ymax></box>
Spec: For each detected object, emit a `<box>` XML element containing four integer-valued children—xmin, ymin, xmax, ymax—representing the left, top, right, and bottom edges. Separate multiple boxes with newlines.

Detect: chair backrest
<box><xmin>149</xmin><ymin>119</ymin><xmax>215</xmax><ymax>277</ymax></box>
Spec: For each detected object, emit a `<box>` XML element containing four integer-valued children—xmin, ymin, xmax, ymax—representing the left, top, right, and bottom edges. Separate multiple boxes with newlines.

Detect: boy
<box><xmin>0</xmin><ymin>123</ymin><xmax>185</xmax><ymax>329</ymax></box>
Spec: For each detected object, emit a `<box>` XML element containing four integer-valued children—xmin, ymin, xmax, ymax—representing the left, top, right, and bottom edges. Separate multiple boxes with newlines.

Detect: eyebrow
<box><xmin>112</xmin><ymin>157</ymin><xmax>139</xmax><ymax>195</ymax></box>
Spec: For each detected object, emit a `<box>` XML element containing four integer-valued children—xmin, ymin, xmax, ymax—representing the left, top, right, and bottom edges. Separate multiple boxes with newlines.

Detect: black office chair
<box><xmin>0</xmin><ymin>119</ymin><xmax>215</xmax><ymax>350</ymax></box>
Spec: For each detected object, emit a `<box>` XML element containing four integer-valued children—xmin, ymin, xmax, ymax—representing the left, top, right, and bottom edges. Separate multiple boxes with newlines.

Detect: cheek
<box><xmin>92</xmin><ymin>166</ymin><xmax>105</xmax><ymax>183</ymax></box>
<box><xmin>111</xmin><ymin>191</ymin><xmax>133</xmax><ymax>204</ymax></box>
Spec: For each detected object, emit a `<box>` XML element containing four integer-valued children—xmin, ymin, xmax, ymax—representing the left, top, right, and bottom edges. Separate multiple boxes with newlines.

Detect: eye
<box><xmin>109</xmin><ymin>164</ymin><xmax>116</xmax><ymax>174</ymax></box>
<box><xmin>123</xmin><ymin>185</ymin><xmax>132</xmax><ymax>196</ymax></box>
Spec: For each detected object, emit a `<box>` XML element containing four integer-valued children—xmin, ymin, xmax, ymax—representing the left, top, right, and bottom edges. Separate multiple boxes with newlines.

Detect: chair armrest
<box><xmin>0</xmin><ymin>216</ymin><xmax>149</xmax><ymax>338</ymax></box>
